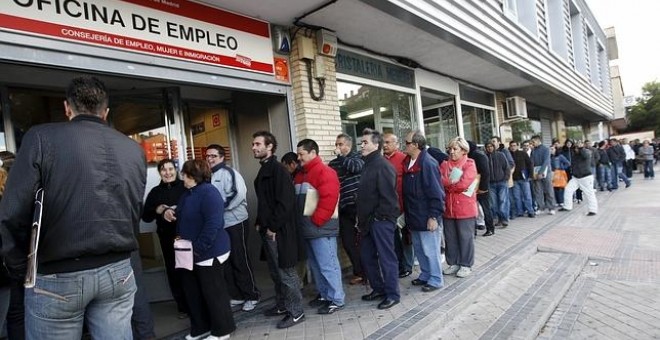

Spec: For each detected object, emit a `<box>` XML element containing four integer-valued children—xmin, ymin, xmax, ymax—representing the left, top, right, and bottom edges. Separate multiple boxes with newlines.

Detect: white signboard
<box><xmin>623</xmin><ymin>95</ymin><xmax>636</xmax><ymax>108</ymax></box>
<box><xmin>0</xmin><ymin>0</ymin><xmax>274</xmax><ymax>74</ymax></box>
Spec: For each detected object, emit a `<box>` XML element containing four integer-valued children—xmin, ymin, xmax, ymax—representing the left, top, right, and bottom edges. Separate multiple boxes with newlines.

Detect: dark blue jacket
<box><xmin>402</xmin><ymin>150</ymin><xmax>445</xmax><ymax>231</ymax></box>
<box><xmin>176</xmin><ymin>182</ymin><xmax>230</xmax><ymax>263</ymax></box>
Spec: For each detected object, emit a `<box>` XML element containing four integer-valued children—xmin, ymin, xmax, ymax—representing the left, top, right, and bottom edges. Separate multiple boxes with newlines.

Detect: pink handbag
<box><xmin>173</xmin><ymin>239</ymin><xmax>194</xmax><ymax>271</ymax></box>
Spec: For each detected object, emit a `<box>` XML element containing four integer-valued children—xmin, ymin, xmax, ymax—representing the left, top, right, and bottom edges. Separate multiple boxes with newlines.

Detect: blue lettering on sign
<box><xmin>335</xmin><ymin>49</ymin><xmax>414</xmax><ymax>88</ymax></box>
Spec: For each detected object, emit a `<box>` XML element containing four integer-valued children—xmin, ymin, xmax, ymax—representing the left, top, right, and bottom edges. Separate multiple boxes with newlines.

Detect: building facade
<box><xmin>0</xmin><ymin>0</ymin><xmax>613</xmax><ymax>303</ymax></box>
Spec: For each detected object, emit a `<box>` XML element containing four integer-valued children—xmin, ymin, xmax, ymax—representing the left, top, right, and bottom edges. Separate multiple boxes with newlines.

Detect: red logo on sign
<box><xmin>212</xmin><ymin>114</ymin><xmax>221</xmax><ymax>127</ymax></box>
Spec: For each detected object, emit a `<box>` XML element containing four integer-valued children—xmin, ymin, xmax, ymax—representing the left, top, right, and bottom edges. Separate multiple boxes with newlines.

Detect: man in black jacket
<box><xmin>357</xmin><ymin>128</ymin><xmax>400</xmax><ymax>310</ymax></box>
<box><xmin>252</xmin><ymin>131</ymin><xmax>305</xmax><ymax>329</ymax></box>
<box><xmin>509</xmin><ymin>141</ymin><xmax>535</xmax><ymax>218</ymax></box>
<box><xmin>607</xmin><ymin>138</ymin><xmax>631</xmax><ymax>189</ymax></box>
<box><xmin>0</xmin><ymin>76</ymin><xmax>146</xmax><ymax>339</ymax></box>
<box><xmin>468</xmin><ymin>141</ymin><xmax>494</xmax><ymax>236</ymax></box>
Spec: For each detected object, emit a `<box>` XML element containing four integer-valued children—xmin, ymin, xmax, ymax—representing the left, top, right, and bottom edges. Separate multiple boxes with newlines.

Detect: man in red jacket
<box><xmin>294</xmin><ymin>139</ymin><xmax>344</xmax><ymax>315</ymax></box>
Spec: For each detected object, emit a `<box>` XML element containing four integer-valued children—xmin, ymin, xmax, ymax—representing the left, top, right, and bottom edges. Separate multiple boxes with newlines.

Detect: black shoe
<box><xmin>558</xmin><ymin>208</ymin><xmax>570</xmax><ymax>212</ymax></box>
<box><xmin>528</xmin><ymin>214</ymin><xmax>535</xmax><ymax>218</ymax></box>
<box><xmin>361</xmin><ymin>291</ymin><xmax>386</xmax><ymax>301</ymax></box>
<box><xmin>276</xmin><ymin>313</ymin><xmax>305</xmax><ymax>329</ymax></box>
<box><xmin>264</xmin><ymin>306</ymin><xmax>287</xmax><ymax>316</ymax></box>
<box><xmin>501</xmin><ymin>222</ymin><xmax>508</xmax><ymax>227</ymax></box>
<box><xmin>411</xmin><ymin>278</ymin><xmax>427</xmax><ymax>286</ymax></box>
<box><xmin>422</xmin><ymin>284</ymin><xmax>440</xmax><ymax>292</ymax></box>
<box><xmin>377</xmin><ymin>298</ymin><xmax>399</xmax><ymax>310</ymax></box>
<box><xmin>587</xmin><ymin>212</ymin><xmax>597</xmax><ymax>216</ymax></box>
<box><xmin>476</xmin><ymin>225</ymin><xmax>486</xmax><ymax>230</ymax></box>
<box><xmin>318</xmin><ymin>302</ymin><xmax>344</xmax><ymax>315</ymax></box>
<box><xmin>308</xmin><ymin>295</ymin><xmax>328</xmax><ymax>308</ymax></box>
<box><xmin>625</xmin><ymin>183</ymin><xmax>631</xmax><ymax>188</ymax></box>
<box><xmin>398</xmin><ymin>270</ymin><xmax>412</xmax><ymax>278</ymax></box>
<box><xmin>483</xmin><ymin>230</ymin><xmax>494</xmax><ymax>237</ymax></box>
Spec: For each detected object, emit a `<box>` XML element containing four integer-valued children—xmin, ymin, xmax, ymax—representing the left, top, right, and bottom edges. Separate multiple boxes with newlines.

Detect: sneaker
<box><xmin>185</xmin><ymin>332</ymin><xmax>211</xmax><ymax>340</ymax></box>
<box><xmin>587</xmin><ymin>212</ymin><xmax>597</xmax><ymax>216</ymax></box>
<box><xmin>242</xmin><ymin>300</ymin><xmax>259</xmax><ymax>312</ymax></box>
<box><xmin>318</xmin><ymin>302</ymin><xmax>344</xmax><ymax>314</ymax></box>
<box><xmin>443</xmin><ymin>265</ymin><xmax>460</xmax><ymax>275</ymax></box>
<box><xmin>625</xmin><ymin>182</ymin><xmax>631</xmax><ymax>188</ymax></box>
<box><xmin>264</xmin><ymin>306</ymin><xmax>287</xmax><ymax>316</ymax></box>
<box><xmin>204</xmin><ymin>335</ymin><xmax>230</xmax><ymax>340</ymax></box>
<box><xmin>276</xmin><ymin>313</ymin><xmax>305</xmax><ymax>329</ymax></box>
<box><xmin>456</xmin><ymin>266</ymin><xmax>472</xmax><ymax>278</ymax></box>
<box><xmin>229</xmin><ymin>299</ymin><xmax>245</xmax><ymax>307</ymax></box>
<box><xmin>308</xmin><ymin>295</ymin><xmax>328</xmax><ymax>308</ymax></box>
<box><xmin>548</xmin><ymin>209</ymin><xmax>556</xmax><ymax>215</ymax></box>
<box><xmin>558</xmin><ymin>208</ymin><xmax>569</xmax><ymax>212</ymax></box>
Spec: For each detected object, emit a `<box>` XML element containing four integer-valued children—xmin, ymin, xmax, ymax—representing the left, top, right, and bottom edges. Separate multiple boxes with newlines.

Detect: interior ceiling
<box><xmin>203</xmin><ymin>0</ymin><xmax>606</xmax><ymax>120</ymax></box>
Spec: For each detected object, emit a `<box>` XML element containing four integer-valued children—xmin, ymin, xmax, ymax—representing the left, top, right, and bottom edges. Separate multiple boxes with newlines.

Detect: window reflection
<box><xmin>461</xmin><ymin>105</ymin><xmax>495</xmax><ymax>145</ymax></box>
<box><xmin>338</xmin><ymin>81</ymin><xmax>416</xmax><ymax>150</ymax></box>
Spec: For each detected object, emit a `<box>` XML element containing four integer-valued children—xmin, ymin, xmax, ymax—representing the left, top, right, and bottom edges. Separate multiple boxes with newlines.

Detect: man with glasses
<box><xmin>357</xmin><ymin>128</ymin><xmax>400</xmax><ymax>310</ymax></box>
<box><xmin>206</xmin><ymin>144</ymin><xmax>261</xmax><ymax>312</ymax></box>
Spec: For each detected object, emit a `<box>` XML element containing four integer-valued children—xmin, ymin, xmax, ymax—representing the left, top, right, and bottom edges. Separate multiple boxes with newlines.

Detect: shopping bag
<box><xmin>552</xmin><ymin>169</ymin><xmax>568</xmax><ymax>188</ymax></box>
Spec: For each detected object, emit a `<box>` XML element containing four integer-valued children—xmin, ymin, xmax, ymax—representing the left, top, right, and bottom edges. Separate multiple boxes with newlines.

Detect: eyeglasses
<box><xmin>205</xmin><ymin>154</ymin><xmax>219</xmax><ymax>158</ymax></box>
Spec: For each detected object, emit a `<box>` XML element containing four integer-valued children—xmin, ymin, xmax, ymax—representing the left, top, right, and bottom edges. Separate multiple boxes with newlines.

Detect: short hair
<box><xmin>297</xmin><ymin>139</ymin><xmax>319</xmax><ymax>154</ymax></box>
<box><xmin>383</xmin><ymin>132</ymin><xmax>399</xmax><ymax>142</ymax></box>
<box><xmin>410</xmin><ymin>130</ymin><xmax>427</xmax><ymax>149</ymax></box>
<box><xmin>448</xmin><ymin>136</ymin><xmax>470</xmax><ymax>153</ymax></box>
<box><xmin>336</xmin><ymin>133</ymin><xmax>353</xmax><ymax>146</ymax></box>
<box><xmin>281</xmin><ymin>152</ymin><xmax>299</xmax><ymax>165</ymax></box>
<box><xmin>181</xmin><ymin>159</ymin><xmax>212</xmax><ymax>184</ymax></box>
<box><xmin>157</xmin><ymin>158</ymin><xmax>177</xmax><ymax>172</ymax></box>
<box><xmin>65</xmin><ymin>76</ymin><xmax>109</xmax><ymax>116</ymax></box>
<box><xmin>362</xmin><ymin>128</ymin><xmax>383</xmax><ymax>151</ymax></box>
<box><xmin>598</xmin><ymin>140</ymin><xmax>607</xmax><ymax>148</ymax></box>
<box><xmin>531</xmin><ymin>135</ymin><xmax>542</xmax><ymax>141</ymax></box>
<box><xmin>509</xmin><ymin>140</ymin><xmax>519</xmax><ymax>146</ymax></box>
<box><xmin>491</xmin><ymin>136</ymin><xmax>502</xmax><ymax>143</ymax></box>
<box><xmin>485</xmin><ymin>142</ymin><xmax>495</xmax><ymax>149</ymax></box>
<box><xmin>253</xmin><ymin>131</ymin><xmax>278</xmax><ymax>153</ymax></box>
<box><xmin>0</xmin><ymin>151</ymin><xmax>15</xmax><ymax>172</ymax></box>
<box><xmin>206</xmin><ymin>144</ymin><xmax>226</xmax><ymax>158</ymax></box>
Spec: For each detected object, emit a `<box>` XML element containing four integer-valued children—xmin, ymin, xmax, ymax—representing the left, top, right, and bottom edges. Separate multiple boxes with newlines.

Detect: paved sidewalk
<box><xmin>165</xmin><ymin>169</ymin><xmax>660</xmax><ymax>339</ymax></box>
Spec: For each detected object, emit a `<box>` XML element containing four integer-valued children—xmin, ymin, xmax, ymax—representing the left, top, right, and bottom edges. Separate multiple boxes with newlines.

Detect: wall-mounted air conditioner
<box><xmin>505</xmin><ymin>96</ymin><xmax>528</xmax><ymax>120</ymax></box>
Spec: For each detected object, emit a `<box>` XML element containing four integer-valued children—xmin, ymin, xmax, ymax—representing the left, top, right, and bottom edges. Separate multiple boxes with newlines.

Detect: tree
<box><xmin>625</xmin><ymin>81</ymin><xmax>660</xmax><ymax>135</ymax></box>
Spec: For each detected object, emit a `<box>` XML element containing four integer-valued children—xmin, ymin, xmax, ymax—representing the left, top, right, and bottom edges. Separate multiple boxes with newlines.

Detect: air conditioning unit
<box><xmin>505</xmin><ymin>96</ymin><xmax>528</xmax><ymax>120</ymax></box>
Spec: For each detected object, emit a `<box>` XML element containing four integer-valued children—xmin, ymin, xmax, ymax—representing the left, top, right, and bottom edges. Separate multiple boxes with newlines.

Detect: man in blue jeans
<box><xmin>294</xmin><ymin>139</ymin><xmax>345</xmax><ymax>315</ymax></box>
<box><xmin>607</xmin><ymin>138</ymin><xmax>631</xmax><ymax>189</ymax></box>
<box><xmin>485</xmin><ymin>143</ymin><xmax>512</xmax><ymax>226</ymax></box>
<box><xmin>0</xmin><ymin>76</ymin><xmax>146</xmax><ymax>339</ymax></box>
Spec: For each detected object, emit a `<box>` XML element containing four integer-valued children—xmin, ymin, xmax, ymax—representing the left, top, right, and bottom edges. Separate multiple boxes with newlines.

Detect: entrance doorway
<box><xmin>0</xmin><ymin>62</ymin><xmax>292</xmax><ymax>337</ymax></box>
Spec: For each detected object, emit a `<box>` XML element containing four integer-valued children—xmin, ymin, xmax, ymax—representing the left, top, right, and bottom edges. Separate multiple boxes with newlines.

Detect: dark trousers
<box><xmin>224</xmin><ymin>221</ymin><xmax>260</xmax><ymax>301</ymax></box>
<box><xmin>443</xmin><ymin>218</ymin><xmax>476</xmax><ymax>267</ymax></box>
<box><xmin>477</xmin><ymin>192</ymin><xmax>494</xmax><ymax>232</ymax></box>
<box><xmin>262</xmin><ymin>234</ymin><xmax>304</xmax><ymax>317</ymax></box>
<box><xmin>131</xmin><ymin>251</ymin><xmax>156</xmax><ymax>340</ymax></box>
<box><xmin>181</xmin><ymin>259</ymin><xmax>236</xmax><ymax>338</ymax></box>
<box><xmin>157</xmin><ymin>227</ymin><xmax>188</xmax><ymax>313</ymax></box>
<box><xmin>339</xmin><ymin>211</ymin><xmax>363</xmax><ymax>276</ymax></box>
<box><xmin>394</xmin><ymin>227</ymin><xmax>413</xmax><ymax>272</ymax></box>
<box><xmin>360</xmin><ymin>220</ymin><xmax>400</xmax><ymax>301</ymax></box>
<box><xmin>6</xmin><ymin>279</ymin><xmax>24</xmax><ymax>340</ymax></box>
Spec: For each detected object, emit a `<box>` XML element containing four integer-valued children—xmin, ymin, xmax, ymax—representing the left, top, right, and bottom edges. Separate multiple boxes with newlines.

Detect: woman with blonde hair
<box><xmin>440</xmin><ymin>137</ymin><xmax>478</xmax><ymax>278</ymax></box>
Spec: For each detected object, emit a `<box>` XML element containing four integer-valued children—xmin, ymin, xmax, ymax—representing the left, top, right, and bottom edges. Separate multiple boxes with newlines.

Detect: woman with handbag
<box><xmin>164</xmin><ymin>159</ymin><xmax>235</xmax><ymax>340</ymax></box>
<box><xmin>550</xmin><ymin>146</ymin><xmax>571</xmax><ymax>207</ymax></box>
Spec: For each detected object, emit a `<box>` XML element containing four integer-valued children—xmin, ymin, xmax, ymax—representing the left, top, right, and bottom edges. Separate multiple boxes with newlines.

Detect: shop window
<box><xmin>421</xmin><ymin>88</ymin><xmax>457</xmax><ymax>149</ymax></box>
<box><xmin>511</xmin><ymin>119</ymin><xmax>541</xmax><ymax>143</ymax></box>
<box><xmin>338</xmin><ymin>81</ymin><xmax>416</xmax><ymax>148</ymax></box>
<box><xmin>570</xmin><ymin>2</ymin><xmax>587</xmax><ymax>76</ymax></box>
<box><xmin>461</xmin><ymin>105</ymin><xmax>495</xmax><ymax>145</ymax></box>
<box><xmin>566</xmin><ymin>124</ymin><xmax>585</xmax><ymax>141</ymax></box>
<box><xmin>503</xmin><ymin>0</ymin><xmax>538</xmax><ymax>36</ymax></box>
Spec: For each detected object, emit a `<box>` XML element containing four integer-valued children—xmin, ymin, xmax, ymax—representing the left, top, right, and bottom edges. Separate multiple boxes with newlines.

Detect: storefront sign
<box><xmin>336</xmin><ymin>49</ymin><xmax>415</xmax><ymax>89</ymax></box>
<box><xmin>274</xmin><ymin>57</ymin><xmax>290</xmax><ymax>83</ymax></box>
<box><xmin>0</xmin><ymin>0</ymin><xmax>274</xmax><ymax>74</ymax></box>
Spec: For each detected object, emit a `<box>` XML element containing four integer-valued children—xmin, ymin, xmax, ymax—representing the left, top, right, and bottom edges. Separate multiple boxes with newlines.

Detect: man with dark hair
<box><xmin>206</xmin><ymin>144</ymin><xmax>261</xmax><ymax>312</ymax></box>
<box><xmin>607</xmin><ymin>138</ymin><xmax>631</xmax><ymax>189</ymax></box>
<box><xmin>328</xmin><ymin>134</ymin><xmax>365</xmax><ymax>285</ymax></box>
<box><xmin>509</xmin><ymin>141</ymin><xmax>535</xmax><ymax>218</ymax></box>
<box><xmin>0</xmin><ymin>76</ymin><xmax>146</xmax><ymax>339</ymax></box>
<box><xmin>251</xmin><ymin>131</ymin><xmax>305</xmax><ymax>329</ymax></box>
<box><xmin>357</xmin><ymin>128</ymin><xmax>400</xmax><ymax>310</ymax></box>
<box><xmin>294</xmin><ymin>139</ymin><xmax>344</xmax><ymax>314</ymax></box>
<box><xmin>486</xmin><ymin>143</ymin><xmax>511</xmax><ymax>226</ymax></box>
<box><xmin>530</xmin><ymin>135</ymin><xmax>556</xmax><ymax>215</ymax></box>
<box><xmin>468</xmin><ymin>141</ymin><xmax>494</xmax><ymax>236</ymax></box>
<box><xmin>281</xmin><ymin>152</ymin><xmax>301</xmax><ymax>178</ymax></box>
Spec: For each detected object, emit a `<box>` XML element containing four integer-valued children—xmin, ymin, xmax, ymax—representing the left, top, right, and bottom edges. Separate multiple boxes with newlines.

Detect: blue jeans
<box><xmin>306</xmin><ymin>237</ymin><xmax>345</xmax><ymax>305</ymax></box>
<box><xmin>411</xmin><ymin>227</ymin><xmax>444</xmax><ymax>288</ymax></box>
<box><xmin>597</xmin><ymin>164</ymin><xmax>612</xmax><ymax>190</ymax></box>
<box><xmin>644</xmin><ymin>160</ymin><xmax>655</xmax><ymax>178</ymax></box>
<box><xmin>26</xmin><ymin>258</ymin><xmax>136</xmax><ymax>340</ymax></box>
<box><xmin>512</xmin><ymin>180</ymin><xmax>534</xmax><ymax>216</ymax></box>
<box><xmin>489</xmin><ymin>181</ymin><xmax>510</xmax><ymax>222</ymax></box>
<box><xmin>610</xmin><ymin>161</ymin><xmax>630</xmax><ymax>189</ymax></box>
